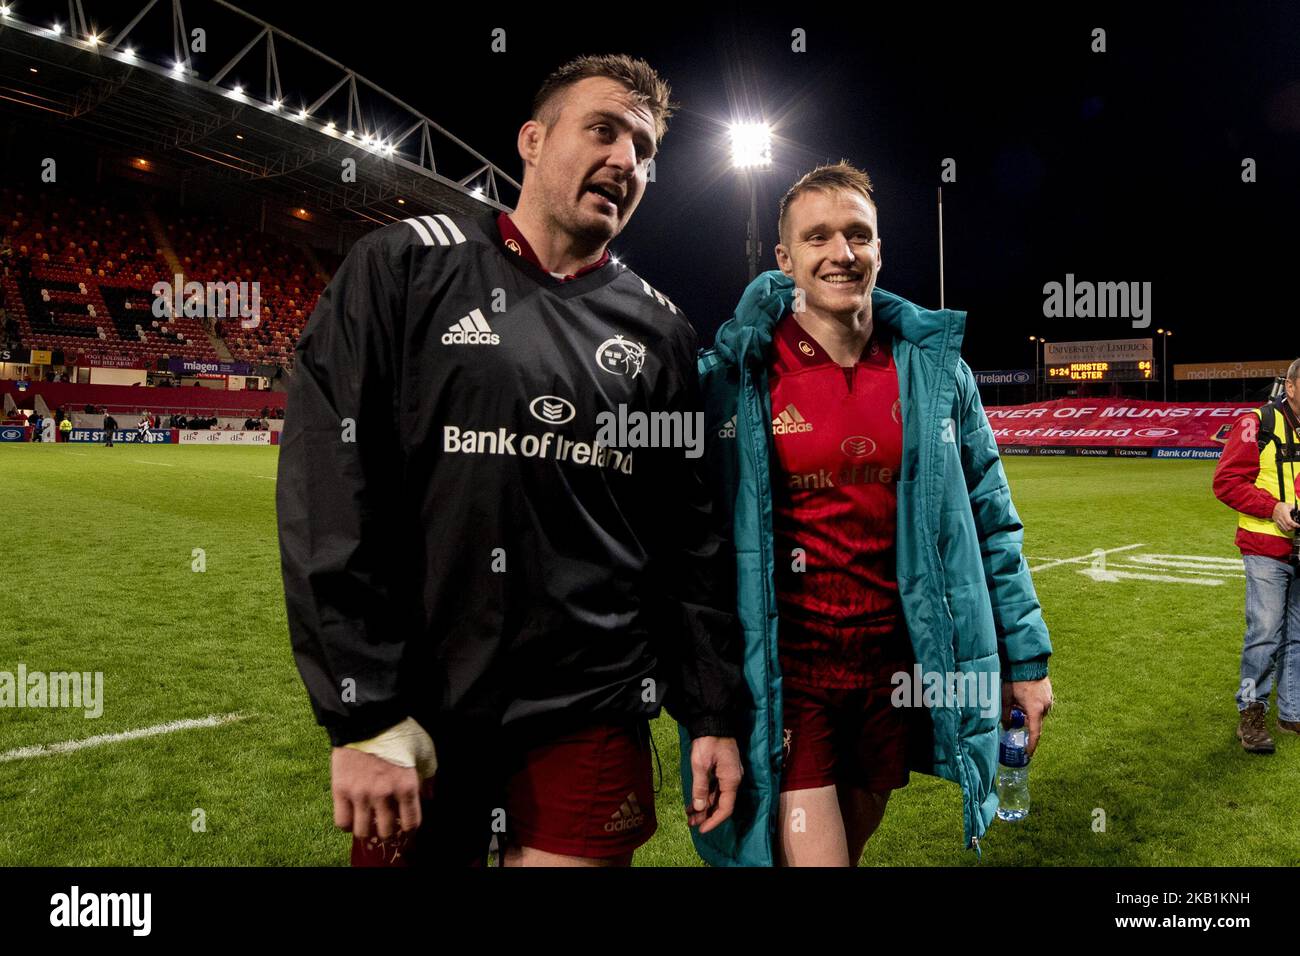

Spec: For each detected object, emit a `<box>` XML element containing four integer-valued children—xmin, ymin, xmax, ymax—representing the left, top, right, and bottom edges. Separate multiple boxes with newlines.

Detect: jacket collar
<box><xmin>712</xmin><ymin>269</ymin><xmax>966</xmax><ymax>368</ymax></box>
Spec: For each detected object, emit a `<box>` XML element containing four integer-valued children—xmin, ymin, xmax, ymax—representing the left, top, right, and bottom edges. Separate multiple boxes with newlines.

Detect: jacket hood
<box><xmin>711</xmin><ymin>269</ymin><xmax>966</xmax><ymax>365</ymax></box>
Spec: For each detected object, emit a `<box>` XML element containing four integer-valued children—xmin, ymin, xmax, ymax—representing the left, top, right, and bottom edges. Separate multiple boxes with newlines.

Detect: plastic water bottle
<box><xmin>996</xmin><ymin>708</ymin><xmax>1030</xmax><ymax>821</ymax></box>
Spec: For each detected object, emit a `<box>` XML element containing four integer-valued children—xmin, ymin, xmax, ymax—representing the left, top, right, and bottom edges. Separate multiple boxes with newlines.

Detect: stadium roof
<box><xmin>0</xmin><ymin>0</ymin><xmax>520</xmax><ymax>224</ymax></box>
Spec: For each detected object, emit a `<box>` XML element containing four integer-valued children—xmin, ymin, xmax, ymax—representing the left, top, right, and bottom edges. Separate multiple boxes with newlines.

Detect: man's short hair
<box><xmin>1288</xmin><ymin>357</ymin><xmax>1300</xmax><ymax>383</ymax></box>
<box><xmin>778</xmin><ymin>161</ymin><xmax>877</xmax><ymax>246</ymax></box>
<box><xmin>531</xmin><ymin>54</ymin><xmax>675</xmax><ymax>144</ymax></box>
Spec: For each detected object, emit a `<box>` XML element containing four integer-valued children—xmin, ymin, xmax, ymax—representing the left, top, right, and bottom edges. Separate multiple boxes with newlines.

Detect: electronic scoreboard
<box><xmin>1045</xmin><ymin>359</ymin><xmax>1156</xmax><ymax>382</ymax></box>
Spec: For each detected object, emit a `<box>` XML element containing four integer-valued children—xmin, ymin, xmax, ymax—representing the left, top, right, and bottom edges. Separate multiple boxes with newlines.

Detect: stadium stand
<box><xmin>1</xmin><ymin>186</ymin><xmax>220</xmax><ymax>364</ymax></box>
<box><xmin>0</xmin><ymin>0</ymin><xmax>517</xmax><ymax>399</ymax></box>
<box><xmin>158</xmin><ymin>205</ymin><xmax>329</xmax><ymax>367</ymax></box>
<box><xmin>0</xmin><ymin>185</ymin><xmax>336</xmax><ymax>370</ymax></box>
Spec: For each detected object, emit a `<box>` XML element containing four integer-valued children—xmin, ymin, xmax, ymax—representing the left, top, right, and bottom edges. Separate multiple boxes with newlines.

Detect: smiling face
<box><xmin>775</xmin><ymin>187</ymin><xmax>882</xmax><ymax>322</ymax></box>
<box><xmin>518</xmin><ymin>76</ymin><xmax>657</xmax><ymax>249</ymax></box>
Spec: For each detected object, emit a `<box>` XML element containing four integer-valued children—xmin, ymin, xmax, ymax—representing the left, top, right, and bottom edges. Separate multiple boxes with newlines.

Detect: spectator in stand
<box><xmin>84</xmin><ymin>403</ymin><xmax>96</xmax><ymax>414</ymax></box>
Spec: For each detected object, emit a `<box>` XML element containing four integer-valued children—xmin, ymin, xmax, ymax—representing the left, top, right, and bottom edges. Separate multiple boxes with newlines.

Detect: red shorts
<box><xmin>779</xmin><ymin>677</ymin><xmax>925</xmax><ymax>794</ymax></box>
<box><xmin>350</xmin><ymin>720</ymin><xmax>656</xmax><ymax>866</ymax></box>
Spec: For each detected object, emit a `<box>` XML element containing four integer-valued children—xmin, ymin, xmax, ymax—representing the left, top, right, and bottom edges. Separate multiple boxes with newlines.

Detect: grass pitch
<box><xmin>1</xmin><ymin>445</ymin><xmax>1297</xmax><ymax>866</ymax></box>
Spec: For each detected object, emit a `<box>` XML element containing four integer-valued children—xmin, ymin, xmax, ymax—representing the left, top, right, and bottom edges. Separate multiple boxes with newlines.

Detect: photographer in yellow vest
<box><xmin>1213</xmin><ymin>358</ymin><xmax>1300</xmax><ymax>753</ymax></box>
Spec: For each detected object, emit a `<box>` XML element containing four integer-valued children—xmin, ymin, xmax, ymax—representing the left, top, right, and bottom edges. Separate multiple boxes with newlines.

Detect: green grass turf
<box><xmin>1</xmin><ymin>445</ymin><xmax>1297</xmax><ymax>866</ymax></box>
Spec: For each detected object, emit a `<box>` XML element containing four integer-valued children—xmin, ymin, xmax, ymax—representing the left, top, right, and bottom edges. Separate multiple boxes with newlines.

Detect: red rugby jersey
<box><xmin>768</xmin><ymin>310</ymin><xmax>907</xmax><ymax>689</ymax></box>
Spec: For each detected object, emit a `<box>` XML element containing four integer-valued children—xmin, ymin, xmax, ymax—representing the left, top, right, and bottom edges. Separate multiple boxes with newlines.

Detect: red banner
<box><xmin>0</xmin><ymin>381</ymin><xmax>286</xmax><ymax>416</ymax></box>
<box><xmin>984</xmin><ymin>398</ymin><xmax>1260</xmax><ymax>448</ymax></box>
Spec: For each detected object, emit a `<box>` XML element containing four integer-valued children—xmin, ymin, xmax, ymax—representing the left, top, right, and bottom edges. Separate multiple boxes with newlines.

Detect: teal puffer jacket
<box><xmin>679</xmin><ymin>272</ymin><xmax>1052</xmax><ymax>866</ymax></box>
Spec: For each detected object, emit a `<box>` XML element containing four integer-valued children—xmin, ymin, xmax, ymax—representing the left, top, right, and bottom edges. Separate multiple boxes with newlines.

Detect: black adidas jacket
<box><xmin>277</xmin><ymin>207</ymin><xmax>746</xmax><ymax>747</ymax></box>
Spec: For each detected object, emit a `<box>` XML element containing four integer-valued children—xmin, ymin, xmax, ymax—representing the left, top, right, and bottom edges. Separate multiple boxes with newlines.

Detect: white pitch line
<box><xmin>131</xmin><ymin>459</ymin><xmax>175</xmax><ymax>467</ymax></box>
<box><xmin>0</xmin><ymin>712</ymin><xmax>248</xmax><ymax>763</ymax></box>
<box><xmin>1028</xmin><ymin>543</ymin><xmax>1145</xmax><ymax>574</ymax></box>
<box><xmin>254</xmin><ymin>475</ymin><xmax>276</xmax><ymax>480</ymax></box>
<box><xmin>1077</xmin><ymin>568</ymin><xmax>1224</xmax><ymax>586</ymax></box>
<box><xmin>1103</xmin><ymin>562</ymin><xmax>1246</xmax><ymax>579</ymax></box>
<box><xmin>1129</xmin><ymin>554</ymin><xmax>1245</xmax><ymax>570</ymax></box>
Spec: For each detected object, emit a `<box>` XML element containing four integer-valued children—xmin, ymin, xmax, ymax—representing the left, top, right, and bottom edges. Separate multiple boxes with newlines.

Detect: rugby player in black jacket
<box><xmin>277</xmin><ymin>55</ymin><xmax>746</xmax><ymax>866</ymax></box>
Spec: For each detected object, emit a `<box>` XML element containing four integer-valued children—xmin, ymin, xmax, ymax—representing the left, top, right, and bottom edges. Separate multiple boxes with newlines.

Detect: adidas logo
<box><xmin>639</xmin><ymin>278</ymin><xmax>679</xmax><ymax>315</ymax></box>
<box><xmin>772</xmin><ymin>403</ymin><xmax>813</xmax><ymax>435</ymax></box>
<box><xmin>603</xmin><ymin>792</ymin><xmax>647</xmax><ymax>833</ymax></box>
<box><xmin>718</xmin><ymin>414</ymin><xmax>737</xmax><ymax>439</ymax></box>
<box><xmin>441</xmin><ymin>308</ymin><xmax>500</xmax><ymax>345</ymax></box>
<box><xmin>403</xmin><ymin>213</ymin><xmax>468</xmax><ymax>247</ymax></box>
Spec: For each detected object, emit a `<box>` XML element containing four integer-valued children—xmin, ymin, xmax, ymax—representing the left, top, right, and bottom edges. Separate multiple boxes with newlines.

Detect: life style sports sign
<box><xmin>68</xmin><ymin>428</ymin><xmax>174</xmax><ymax>443</ymax></box>
<box><xmin>983</xmin><ymin>398</ymin><xmax>1258</xmax><ymax>449</ymax></box>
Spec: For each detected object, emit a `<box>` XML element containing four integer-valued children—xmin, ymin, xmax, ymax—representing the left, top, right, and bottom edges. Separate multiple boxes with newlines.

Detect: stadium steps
<box><xmin>144</xmin><ymin>206</ymin><xmax>234</xmax><ymax>363</ymax></box>
<box><xmin>207</xmin><ymin>329</ymin><xmax>235</xmax><ymax>363</ymax></box>
<box><xmin>143</xmin><ymin>207</ymin><xmax>185</xmax><ymax>281</ymax></box>
<box><xmin>301</xmin><ymin>244</ymin><xmax>332</xmax><ymax>288</ymax></box>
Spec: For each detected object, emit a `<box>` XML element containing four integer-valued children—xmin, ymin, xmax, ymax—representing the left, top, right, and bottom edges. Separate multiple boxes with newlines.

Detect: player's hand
<box><xmin>1001</xmin><ymin>676</ymin><xmax>1053</xmax><ymax>757</ymax></box>
<box><xmin>330</xmin><ymin>747</ymin><xmax>423</xmax><ymax>840</ymax></box>
<box><xmin>686</xmin><ymin>736</ymin><xmax>743</xmax><ymax>834</ymax></box>
<box><xmin>1272</xmin><ymin>501</ymin><xmax>1299</xmax><ymax>533</ymax></box>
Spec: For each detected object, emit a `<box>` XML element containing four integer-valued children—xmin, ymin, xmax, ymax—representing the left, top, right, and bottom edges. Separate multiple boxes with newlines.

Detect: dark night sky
<box><xmin>159</xmin><ymin>2</ymin><xmax>1300</xmax><ymax>370</ymax></box>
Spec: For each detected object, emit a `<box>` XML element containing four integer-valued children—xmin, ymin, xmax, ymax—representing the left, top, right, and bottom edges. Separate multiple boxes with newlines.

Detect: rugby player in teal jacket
<box><xmin>680</xmin><ymin>163</ymin><xmax>1053</xmax><ymax>866</ymax></box>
